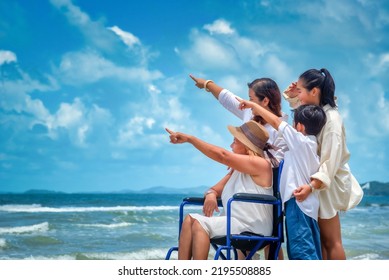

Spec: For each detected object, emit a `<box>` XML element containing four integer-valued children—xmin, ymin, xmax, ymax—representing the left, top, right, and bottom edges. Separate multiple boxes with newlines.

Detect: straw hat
<box><xmin>227</xmin><ymin>120</ymin><xmax>269</xmax><ymax>157</ymax></box>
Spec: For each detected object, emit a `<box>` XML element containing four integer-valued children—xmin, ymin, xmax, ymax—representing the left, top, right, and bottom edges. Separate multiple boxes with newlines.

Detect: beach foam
<box><xmin>77</xmin><ymin>222</ymin><xmax>133</xmax><ymax>229</ymax></box>
<box><xmin>350</xmin><ymin>253</ymin><xmax>381</xmax><ymax>260</ymax></box>
<box><xmin>79</xmin><ymin>248</ymin><xmax>172</xmax><ymax>260</ymax></box>
<box><xmin>0</xmin><ymin>222</ymin><xmax>49</xmax><ymax>234</ymax></box>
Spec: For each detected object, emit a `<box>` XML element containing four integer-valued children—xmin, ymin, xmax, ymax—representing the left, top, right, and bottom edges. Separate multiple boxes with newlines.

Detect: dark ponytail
<box><xmin>299</xmin><ymin>68</ymin><xmax>336</xmax><ymax>108</ymax></box>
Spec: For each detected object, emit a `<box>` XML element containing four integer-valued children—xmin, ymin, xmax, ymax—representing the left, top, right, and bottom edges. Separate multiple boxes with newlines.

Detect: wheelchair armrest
<box><xmin>183</xmin><ymin>197</ymin><xmax>223</xmax><ymax>207</ymax></box>
<box><xmin>183</xmin><ymin>197</ymin><xmax>204</xmax><ymax>203</ymax></box>
<box><xmin>232</xmin><ymin>192</ymin><xmax>278</xmax><ymax>203</ymax></box>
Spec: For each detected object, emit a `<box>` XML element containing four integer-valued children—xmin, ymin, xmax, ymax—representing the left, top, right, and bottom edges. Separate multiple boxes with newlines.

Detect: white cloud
<box><xmin>233</xmin><ymin>36</ymin><xmax>267</xmax><ymax>61</ymax></box>
<box><xmin>0</xmin><ymin>59</ymin><xmax>112</xmax><ymax>147</ymax></box>
<box><xmin>45</xmin><ymin>98</ymin><xmax>112</xmax><ymax>146</ymax></box>
<box><xmin>53</xmin><ymin>98</ymin><xmax>84</xmax><ymax>128</ymax></box>
<box><xmin>378</xmin><ymin>53</ymin><xmax>389</xmax><ymax>71</ymax></box>
<box><xmin>363</xmin><ymin>52</ymin><xmax>389</xmax><ymax>77</ymax></box>
<box><xmin>216</xmin><ymin>75</ymin><xmax>245</xmax><ymax>95</ymax></box>
<box><xmin>293</xmin><ymin>0</ymin><xmax>359</xmax><ymax>23</ymax></box>
<box><xmin>114</xmin><ymin>82</ymin><xmax>191</xmax><ymax>150</ymax></box>
<box><xmin>50</xmin><ymin>0</ymin><xmax>89</xmax><ymax>25</ymax></box>
<box><xmin>111</xmin><ymin>76</ymin><xmax>229</xmax><ymax>155</ymax></box>
<box><xmin>0</xmin><ymin>66</ymin><xmax>56</xmax><ymax>125</ymax></box>
<box><xmin>108</xmin><ymin>26</ymin><xmax>140</xmax><ymax>47</ymax></box>
<box><xmin>167</xmin><ymin>97</ymin><xmax>189</xmax><ymax>121</ymax></box>
<box><xmin>148</xmin><ymin>84</ymin><xmax>161</xmax><ymax>94</ymax></box>
<box><xmin>376</xmin><ymin>89</ymin><xmax>389</xmax><ymax>132</ymax></box>
<box><xmin>203</xmin><ymin>19</ymin><xmax>235</xmax><ymax>35</ymax></box>
<box><xmin>263</xmin><ymin>55</ymin><xmax>293</xmax><ymax>85</ymax></box>
<box><xmin>179</xmin><ymin>19</ymin><xmax>291</xmax><ymax>83</ymax></box>
<box><xmin>179</xmin><ymin>30</ymin><xmax>240</xmax><ymax>71</ymax></box>
<box><xmin>0</xmin><ymin>50</ymin><xmax>17</xmax><ymax>65</ymax></box>
<box><xmin>51</xmin><ymin>0</ymin><xmax>158</xmax><ymax>69</ymax></box>
<box><xmin>50</xmin><ymin>0</ymin><xmax>116</xmax><ymax>51</ymax></box>
<box><xmin>57</xmin><ymin>50</ymin><xmax>163</xmax><ymax>85</ymax></box>
<box><xmin>272</xmin><ymin>0</ymin><xmax>384</xmax><ymax>48</ymax></box>
<box><xmin>260</xmin><ymin>1</ymin><xmax>271</xmax><ymax>7</ymax></box>
<box><xmin>342</xmin><ymin>82</ymin><xmax>389</xmax><ymax>143</ymax></box>
<box><xmin>77</xmin><ymin>124</ymin><xmax>89</xmax><ymax>145</ymax></box>
<box><xmin>117</xmin><ymin>116</ymin><xmax>156</xmax><ymax>147</ymax></box>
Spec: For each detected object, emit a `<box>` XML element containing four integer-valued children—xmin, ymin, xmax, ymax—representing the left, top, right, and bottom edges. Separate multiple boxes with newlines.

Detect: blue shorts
<box><xmin>285</xmin><ymin>197</ymin><xmax>322</xmax><ymax>260</ymax></box>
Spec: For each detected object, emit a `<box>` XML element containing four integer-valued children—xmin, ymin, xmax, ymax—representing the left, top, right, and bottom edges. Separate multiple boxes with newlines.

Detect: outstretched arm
<box><xmin>189</xmin><ymin>74</ymin><xmax>224</xmax><ymax>100</ymax></box>
<box><xmin>166</xmin><ymin>127</ymin><xmax>232</xmax><ymax>165</ymax></box>
<box><xmin>190</xmin><ymin>74</ymin><xmax>249</xmax><ymax>120</ymax></box>
<box><xmin>165</xmin><ymin>128</ymin><xmax>266</xmax><ymax>176</ymax></box>
<box><xmin>238</xmin><ymin>99</ymin><xmax>282</xmax><ymax>130</ymax></box>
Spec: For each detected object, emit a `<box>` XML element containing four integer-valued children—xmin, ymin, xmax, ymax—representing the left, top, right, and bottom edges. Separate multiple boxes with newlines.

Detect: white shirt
<box><xmin>278</xmin><ymin>121</ymin><xmax>320</xmax><ymax>220</ymax></box>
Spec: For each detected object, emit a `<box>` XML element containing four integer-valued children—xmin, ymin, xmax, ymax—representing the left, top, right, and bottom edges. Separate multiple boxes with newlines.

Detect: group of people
<box><xmin>165</xmin><ymin>68</ymin><xmax>364</xmax><ymax>260</ymax></box>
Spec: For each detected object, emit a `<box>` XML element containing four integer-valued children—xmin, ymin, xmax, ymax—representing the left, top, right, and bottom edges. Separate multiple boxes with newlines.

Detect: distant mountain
<box><xmin>136</xmin><ymin>181</ymin><xmax>389</xmax><ymax>196</ymax></box>
<box><xmin>4</xmin><ymin>181</ymin><xmax>387</xmax><ymax>196</ymax></box>
<box><xmin>23</xmin><ymin>189</ymin><xmax>66</xmax><ymax>194</ymax></box>
<box><xmin>361</xmin><ymin>181</ymin><xmax>389</xmax><ymax>196</ymax></box>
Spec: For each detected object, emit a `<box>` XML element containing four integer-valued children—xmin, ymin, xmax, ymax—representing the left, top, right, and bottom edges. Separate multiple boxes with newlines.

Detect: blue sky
<box><xmin>1</xmin><ymin>0</ymin><xmax>388</xmax><ymax>193</ymax></box>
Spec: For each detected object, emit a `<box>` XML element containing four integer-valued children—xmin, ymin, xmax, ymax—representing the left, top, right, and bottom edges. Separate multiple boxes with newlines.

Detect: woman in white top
<box><xmin>189</xmin><ymin>74</ymin><xmax>288</xmax><ymax>166</ymax></box>
<box><xmin>283</xmin><ymin>68</ymin><xmax>364</xmax><ymax>260</ymax></box>
<box><xmin>166</xmin><ymin>120</ymin><xmax>274</xmax><ymax>260</ymax></box>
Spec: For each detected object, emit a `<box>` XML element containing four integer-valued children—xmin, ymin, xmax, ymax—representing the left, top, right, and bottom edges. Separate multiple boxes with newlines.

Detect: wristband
<box><xmin>204</xmin><ymin>80</ymin><xmax>214</xmax><ymax>92</ymax></box>
<box><xmin>204</xmin><ymin>189</ymin><xmax>216</xmax><ymax>197</ymax></box>
<box><xmin>308</xmin><ymin>182</ymin><xmax>314</xmax><ymax>192</ymax></box>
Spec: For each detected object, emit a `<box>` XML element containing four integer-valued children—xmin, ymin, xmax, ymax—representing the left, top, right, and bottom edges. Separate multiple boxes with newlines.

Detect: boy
<box><xmin>238</xmin><ymin>99</ymin><xmax>326</xmax><ymax>260</ymax></box>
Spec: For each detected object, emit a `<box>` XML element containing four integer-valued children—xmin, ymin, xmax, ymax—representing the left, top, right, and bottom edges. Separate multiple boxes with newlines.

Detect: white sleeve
<box><xmin>218</xmin><ymin>89</ymin><xmax>251</xmax><ymax>121</ymax></box>
<box><xmin>277</xmin><ymin>121</ymin><xmax>301</xmax><ymax>152</ymax></box>
<box><xmin>310</xmin><ymin>117</ymin><xmax>344</xmax><ymax>190</ymax></box>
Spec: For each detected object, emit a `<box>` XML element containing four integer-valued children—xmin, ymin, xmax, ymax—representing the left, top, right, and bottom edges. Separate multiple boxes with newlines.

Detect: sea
<box><xmin>0</xmin><ymin>192</ymin><xmax>388</xmax><ymax>260</ymax></box>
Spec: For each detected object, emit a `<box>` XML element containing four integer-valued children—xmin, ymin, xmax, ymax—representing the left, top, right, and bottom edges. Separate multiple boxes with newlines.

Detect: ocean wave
<box><xmin>349</xmin><ymin>253</ymin><xmax>381</xmax><ymax>260</ymax></box>
<box><xmin>78</xmin><ymin>248</ymin><xmax>171</xmax><ymax>260</ymax></box>
<box><xmin>0</xmin><ymin>204</ymin><xmax>42</xmax><ymax>211</ymax></box>
<box><xmin>0</xmin><ymin>222</ymin><xmax>49</xmax><ymax>234</ymax></box>
<box><xmin>0</xmin><ymin>204</ymin><xmax>187</xmax><ymax>213</ymax></box>
<box><xmin>0</xmin><ymin>238</ymin><xmax>6</xmax><ymax>249</ymax></box>
<box><xmin>77</xmin><ymin>222</ymin><xmax>133</xmax><ymax>229</ymax></box>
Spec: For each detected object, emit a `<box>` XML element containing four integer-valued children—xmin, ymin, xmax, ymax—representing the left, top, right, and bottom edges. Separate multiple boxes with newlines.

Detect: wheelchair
<box><xmin>165</xmin><ymin>160</ymin><xmax>284</xmax><ymax>260</ymax></box>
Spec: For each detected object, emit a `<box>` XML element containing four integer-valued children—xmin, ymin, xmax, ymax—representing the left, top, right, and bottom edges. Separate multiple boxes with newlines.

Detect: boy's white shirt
<box><xmin>278</xmin><ymin>121</ymin><xmax>320</xmax><ymax>221</ymax></box>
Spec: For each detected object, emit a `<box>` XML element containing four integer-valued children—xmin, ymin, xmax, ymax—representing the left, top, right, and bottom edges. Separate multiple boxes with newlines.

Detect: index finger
<box><xmin>189</xmin><ymin>74</ymin><xmax>198</xmax><ymax>83</ymax></box>
<box><xmin>165</xmin><ymin>128</ymin><xmax>174</xmax><ymax>135</ymax></box>
<box><xmin>235</xmin><ymin>96</ymin><xmax>244</xmax><ymax>102</ymax></box>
